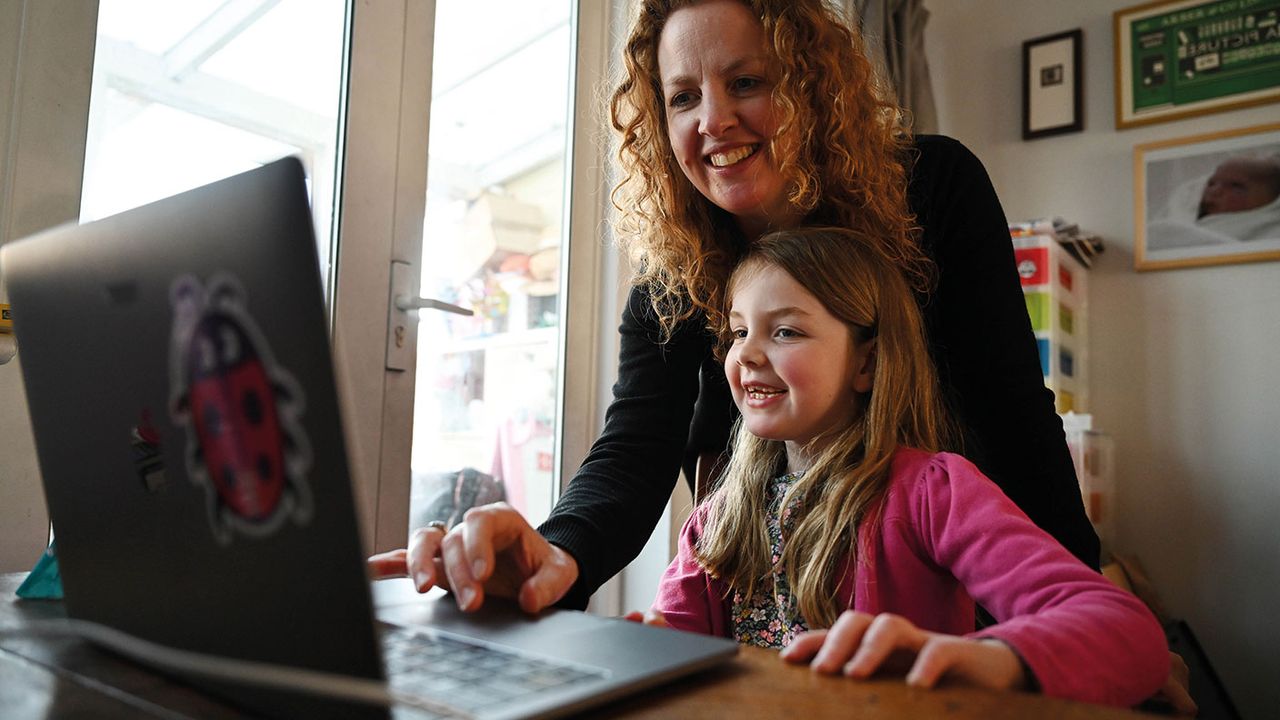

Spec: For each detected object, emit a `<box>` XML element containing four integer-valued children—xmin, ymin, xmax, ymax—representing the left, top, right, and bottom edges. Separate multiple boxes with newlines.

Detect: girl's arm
<box><xmin>784</xmin><ymin>453</ymin><xmax>1166</xmax><ymax>706</ymax></box>
<box><xmin>916</xmin><ymin>453</ymin><xmax>1169</xmax><ymax>706</ymax></box>
<box><xmin>651</xmin><ymin>506</ymin><xmax>731</xmax><ymax>637</ymax></box>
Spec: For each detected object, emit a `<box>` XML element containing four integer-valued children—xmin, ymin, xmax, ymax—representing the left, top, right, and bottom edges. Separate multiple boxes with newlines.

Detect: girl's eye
<box><xmin>731</xmin><ymin>328</ymin><xmax>748</xmax><ymax>340</ymax></box>
<box><xmin>775</xmin><ymin>327</ymin><xmax>800</xmax><ymax>339</ymax></box>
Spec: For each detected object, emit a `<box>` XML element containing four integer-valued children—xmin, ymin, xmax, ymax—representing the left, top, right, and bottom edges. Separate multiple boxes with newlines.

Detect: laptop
<box><xmin>1</xmin><ymin>157</ymin><xmax>736</xmax><ymax>719</ymax></box>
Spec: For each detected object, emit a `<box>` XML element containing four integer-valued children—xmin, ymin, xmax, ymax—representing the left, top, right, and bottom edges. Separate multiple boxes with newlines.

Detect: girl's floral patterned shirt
<box><xmin>730</xmin><ymin>471</ymin><xmax>808</xmax><ymax>649</ymax></box>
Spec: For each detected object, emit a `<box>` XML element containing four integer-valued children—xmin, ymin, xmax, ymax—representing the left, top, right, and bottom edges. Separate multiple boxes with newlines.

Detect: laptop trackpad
<box><xmin>379</xmin><ymin>591</ymin><xmax>628</xmax><ymax>652</ymax></box>
<box><xmin>376</xmin><ymin>588</ymin><xmax>735</xmax><ymax>675</ymax></box>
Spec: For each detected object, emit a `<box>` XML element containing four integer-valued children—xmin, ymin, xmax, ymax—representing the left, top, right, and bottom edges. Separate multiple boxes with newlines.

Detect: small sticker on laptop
<box><xmin>168</xmin><ymin>274</ymin><xmax>313</xmax><ymax>544</ymax></box>
<box><xmin>131</xmin><ymin>407</ymin><xmax>168</xmax><ymax>493</ymax></box>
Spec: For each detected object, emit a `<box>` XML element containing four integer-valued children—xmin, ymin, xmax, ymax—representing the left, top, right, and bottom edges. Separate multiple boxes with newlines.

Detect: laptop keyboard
<box><xmin>382</xmin><ymin>625</ymin><xmax>609</xmax><ymax>719</ymax></box>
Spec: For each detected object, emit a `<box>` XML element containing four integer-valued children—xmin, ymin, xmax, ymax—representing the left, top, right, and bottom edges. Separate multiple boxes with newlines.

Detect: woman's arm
<box><xmin>909</xmin><ymin>135</ymin><xmax>1100</xmax><ymax>569</ymax></box>
<box><xmin>537</xmin><ymin>285</ymin><xmax>710</xmax><ymax>608</ymax></box>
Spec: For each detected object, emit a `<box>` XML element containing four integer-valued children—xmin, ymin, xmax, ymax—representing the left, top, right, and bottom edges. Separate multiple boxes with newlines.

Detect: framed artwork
<box><xmin>1023</xmin><ymin>29</ymin><xmax>1084</xmax><ymax>140</ymax></box>
<box><xmin>1134</xmin><ymin>122</ymin><xmax>1280</xmax><ymax>271</ymax></box>
<box><xmin>1114</xmin><ymin>0</ymin><xmax>1280</xmax><ymax>129</ymax></box>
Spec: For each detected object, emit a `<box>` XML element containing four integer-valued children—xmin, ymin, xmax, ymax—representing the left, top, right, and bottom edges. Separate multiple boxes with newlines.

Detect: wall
<box><xmin>925</xmin><ymin>2</ymin><xmax>1278</xmax><ymax>716</ymax></box>
<box><xmin>0</xmin><ymin>0</ymin><xmax>97</xmax><ymax>572</ymax></box>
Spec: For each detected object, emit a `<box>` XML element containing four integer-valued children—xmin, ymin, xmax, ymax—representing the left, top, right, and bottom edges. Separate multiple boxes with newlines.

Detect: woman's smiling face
<box><xmin>657</xmin><ymin>0</ymin><xmax>801</xmax><ymax>237</ymax></box>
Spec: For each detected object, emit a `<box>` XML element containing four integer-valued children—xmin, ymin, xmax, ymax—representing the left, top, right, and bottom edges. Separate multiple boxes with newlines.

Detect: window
<box><xmin>66</xmin><ymin>0</ymin><xmax>622</xmax><ymax>588</ymax></box>
<box><xmin>81</xmin><ymin>0</ymin><xmax>346</xmax><ymax>291</ymax></box>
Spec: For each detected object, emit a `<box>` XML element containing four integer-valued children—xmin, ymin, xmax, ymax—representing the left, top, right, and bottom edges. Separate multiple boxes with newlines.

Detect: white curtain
<box><xmin>846</xmin><ymin>0</ymin><xmax>938</xmax><ymax>134</ymax></box>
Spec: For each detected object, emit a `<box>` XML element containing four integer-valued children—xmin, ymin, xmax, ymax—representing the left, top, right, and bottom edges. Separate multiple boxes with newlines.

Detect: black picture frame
<box><xmin>1022</xmin><ymin>29</ymin><xmax>1083</xmax><ymax>140</ymax></box>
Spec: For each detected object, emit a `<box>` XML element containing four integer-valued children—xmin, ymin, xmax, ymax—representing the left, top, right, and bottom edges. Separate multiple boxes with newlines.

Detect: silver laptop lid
<box><xmin>3</xmin><ymin>157</ymin><xmax>385</xmax><ymax>718</ymax></box>
<box><xmin>4</xmin><ymin>157</ymin><xmax>738</xmax><ymax>720</ymax></box>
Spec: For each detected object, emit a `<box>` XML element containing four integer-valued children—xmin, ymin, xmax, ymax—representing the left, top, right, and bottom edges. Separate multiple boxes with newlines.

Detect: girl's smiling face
<box><xmin>657</xmin><ymin>0</ymin><xmax>802</xmax><ymax>237</ymax></box>
<box><xmin>725</xmin><ymin>261</ymin><xmax>875</xmax><ymax>469</ymax></box>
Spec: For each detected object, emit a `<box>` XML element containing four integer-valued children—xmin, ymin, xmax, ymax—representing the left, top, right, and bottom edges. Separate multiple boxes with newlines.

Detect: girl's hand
<box><xmin>1154</xmin><ymin>651</ymin><xmax>1197</xmax><ymax>715</ymax></box>
<box><xmin>780</xmin><ymin>610</ymin><xmax>1027</xmax><ymax>692</ymax></box>
<box><xmin>622</xmin><ymin>609</ymin><xmax>670</xmax><ymax>628</ymax></box>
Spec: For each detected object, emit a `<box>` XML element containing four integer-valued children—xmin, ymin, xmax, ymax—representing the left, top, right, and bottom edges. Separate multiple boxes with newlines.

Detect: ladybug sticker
<box><xmin>169</xmin><ymin>274</ymin><xmax>312</xmax><ymax>544</ymax></box>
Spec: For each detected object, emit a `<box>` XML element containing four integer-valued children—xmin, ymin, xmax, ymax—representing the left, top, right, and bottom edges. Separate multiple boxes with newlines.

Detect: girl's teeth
<box><xmin>710</xmin><ymin>145</ymin><xmax>757</xmax><ymax>167</ymax></box>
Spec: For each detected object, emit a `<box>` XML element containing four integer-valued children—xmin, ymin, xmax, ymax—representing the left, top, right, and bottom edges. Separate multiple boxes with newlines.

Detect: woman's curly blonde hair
<box><xmin>610</xmin><ymin>0</ymin><xmax>928</xmax><ymax>340</ymax></box>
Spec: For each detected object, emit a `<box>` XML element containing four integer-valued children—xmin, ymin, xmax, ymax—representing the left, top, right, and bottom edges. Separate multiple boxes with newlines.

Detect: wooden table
<box><xmin>602</xmin><ymin>642</ymin><xmax>1162</xmax><ymax>719</ymax></box>
<box><xmin>1</xmin><ymin>573</ymin><xmax>1155</xmax><ymax>719</ymax></box>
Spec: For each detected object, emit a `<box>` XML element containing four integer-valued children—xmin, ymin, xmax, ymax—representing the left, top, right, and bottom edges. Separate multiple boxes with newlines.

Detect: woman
<box><xmin>371</xmin><ymin>0</ymin><xmax>1097</xmax><ymax>617</ymax></box>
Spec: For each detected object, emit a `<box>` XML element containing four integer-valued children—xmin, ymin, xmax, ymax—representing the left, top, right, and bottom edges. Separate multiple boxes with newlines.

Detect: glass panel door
<box><xmin>409</xmin><ymin>0</ymin><xmax>575</xmax><ymax>531</ymax></box>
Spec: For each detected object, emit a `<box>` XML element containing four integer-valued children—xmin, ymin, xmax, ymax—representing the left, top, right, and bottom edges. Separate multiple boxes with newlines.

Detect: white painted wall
<box><xmin>925</xmin><ymin>2</ymin><xmax>1279</xmax><ymax>716</ymax></box>
<box><xmin>0</xmin><ymin>0</ymin><xmax>97</xmax><ymax>573</ymax></box>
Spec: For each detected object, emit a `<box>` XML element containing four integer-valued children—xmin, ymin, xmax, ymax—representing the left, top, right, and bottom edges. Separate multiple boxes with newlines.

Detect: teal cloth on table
<box><xmin>15</xmin><ymin>540</ymin><xmax>63</xmax><ymax>600</ymax></box>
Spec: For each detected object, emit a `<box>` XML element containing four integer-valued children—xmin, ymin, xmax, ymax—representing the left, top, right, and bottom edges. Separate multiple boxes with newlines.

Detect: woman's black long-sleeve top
<box><xmin>538</xmin><ymin>135</ymin><xmax>1100</xmax><ymax>609</ymax></box>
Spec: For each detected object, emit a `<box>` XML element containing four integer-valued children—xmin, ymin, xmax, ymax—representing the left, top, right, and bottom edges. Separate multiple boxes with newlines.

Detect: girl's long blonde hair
<box><xmin>610</xmin><ymin>0</ymin><xmax>928</xmax><ymax>340</ymax></box>
<box><xmin>696</xmin><ymin>227</ymin><xmax>953</xmax><ymax>628</ymax></box>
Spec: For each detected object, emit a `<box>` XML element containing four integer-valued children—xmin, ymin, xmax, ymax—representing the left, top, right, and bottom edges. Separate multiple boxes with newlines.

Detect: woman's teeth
<box><xmin>709</xmin><ymin>145</ymin><xmax>758</xmax><ymax>167</ymax></box>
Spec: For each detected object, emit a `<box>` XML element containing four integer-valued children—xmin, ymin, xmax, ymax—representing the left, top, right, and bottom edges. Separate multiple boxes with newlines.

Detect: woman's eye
<box><xmin>731</xmin><ymin>77</ymin><xmax>761</xmax><ymax>93</ymax></box>
<box><xmin>669</xmin><ymin>91</ymin><xmax>696</xmax><ymax>108</ymax></box>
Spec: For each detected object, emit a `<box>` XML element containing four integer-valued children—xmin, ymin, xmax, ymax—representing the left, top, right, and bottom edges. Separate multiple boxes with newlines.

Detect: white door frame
<box><xmin>331</xmin><ymin>0</ymin><xmax>435</xmax><ymax>554</ymax></box>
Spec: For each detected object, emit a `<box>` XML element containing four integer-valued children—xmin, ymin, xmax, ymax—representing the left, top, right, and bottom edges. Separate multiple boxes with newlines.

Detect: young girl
<box><xmin>651</xmin><ymin>227</ymin><xmax>1169</xmax><ymax>707</ymax></box>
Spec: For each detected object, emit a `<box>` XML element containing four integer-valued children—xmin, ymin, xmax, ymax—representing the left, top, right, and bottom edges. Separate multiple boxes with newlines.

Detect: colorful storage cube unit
<box><xmin>1013</xmin><ymin>235</ymin><xmax>1087</xmax><ymax>413</ymax></box>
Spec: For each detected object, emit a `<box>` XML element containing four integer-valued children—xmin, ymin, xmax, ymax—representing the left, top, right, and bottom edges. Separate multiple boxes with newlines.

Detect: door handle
<box><xmin>394</xmin><ymin>296</ymin><xmax>473</xmax><ymax>315</ymax></box>
<box><xmin>386</xmin><ymin>261</ymin><xmax>475</xmax><ymax>372</ymax></box>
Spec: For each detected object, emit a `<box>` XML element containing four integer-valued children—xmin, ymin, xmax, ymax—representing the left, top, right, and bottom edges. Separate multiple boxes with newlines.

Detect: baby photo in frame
<box><xmin>1135</xmin><ymin>122</ymin><xmax>1280</xmax><ymax>271</ymax></box>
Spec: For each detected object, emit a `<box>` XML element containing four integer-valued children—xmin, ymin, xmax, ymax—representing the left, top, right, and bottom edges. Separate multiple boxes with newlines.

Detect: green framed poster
<box><xmin>1114</xmin><ymin>0</ymin><xmax>1280</xmax><ymax>128</ymax></box>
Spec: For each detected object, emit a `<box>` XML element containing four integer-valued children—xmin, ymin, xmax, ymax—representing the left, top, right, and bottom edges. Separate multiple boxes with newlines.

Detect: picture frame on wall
<box><xmin>1134</xmin><ymin>122</ymin><xmax>1280</xmax><ymax>271</ymax></box>
<box><xmin>1022</xmin><ymin>29</ymin><xmax>1083</xmax><ymax>140</ymax></box>
<box><xmin>1114</xmin><ymin>0</ymin><xmax>1280</xmax><ymax>130</ymax></box>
